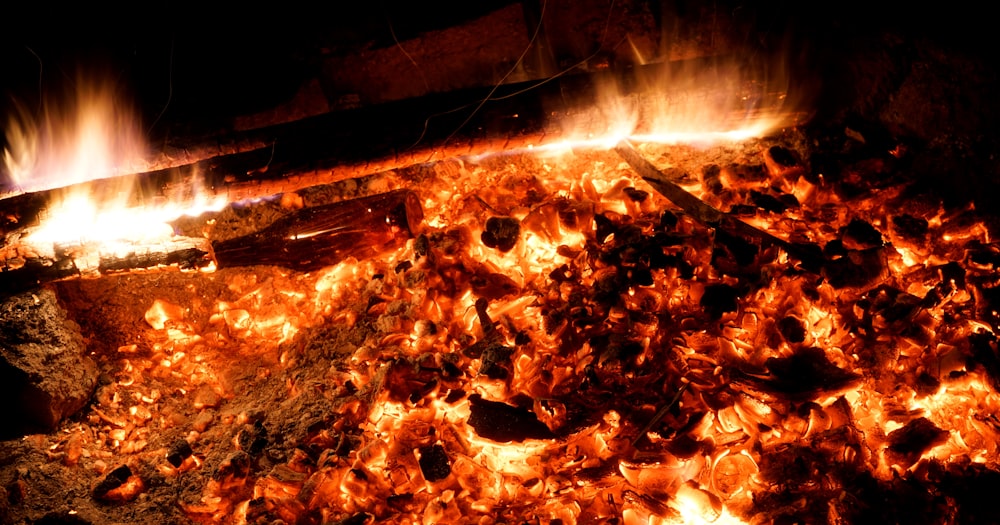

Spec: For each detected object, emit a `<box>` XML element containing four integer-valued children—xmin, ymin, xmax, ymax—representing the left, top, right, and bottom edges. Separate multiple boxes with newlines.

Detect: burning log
<box><xmin>211</xmin><ymin>189</ymin><xmax>423</xmax><ymax>272</ymax></box>
<box><xmin>0</xmin><ymin>56</ymin><xmax>798</xmax><ymax>251</ymax></box>
<box><xmin>0</xmin><ymin>189</ymin><xmax>423</xmax><ymax>294</ymax></box>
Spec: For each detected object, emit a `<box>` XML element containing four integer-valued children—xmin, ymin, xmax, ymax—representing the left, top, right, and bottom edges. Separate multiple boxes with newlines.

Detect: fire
<box><xmin>533</xmin><ymin>56</ymin><xmax>794</xmax><ymax>156</ymax></box>
<box><xmin>2</xmin><ymin>79</ymin><xmax>226</xmax><ymax>268</ymax></box>
<box><xmin>8</xmin><ymin>39</ymin><xmax>1000</xmax><ymax>525</ymax></box>
<box><xmin>3</xmin><ymin>79</ymin><xmax>145</xmax><ymax>193</ymax></box>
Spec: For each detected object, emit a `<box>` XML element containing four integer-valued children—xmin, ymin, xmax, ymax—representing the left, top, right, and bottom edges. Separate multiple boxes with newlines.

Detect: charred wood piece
<box><xmin>737</xmin><ymin>347</ymin><xmax>861</xmax><ymax>400</ymax></box>
<box><xmin>0</xmin><ymin>190</ymin><xmax>424</xmax><ymax>295</ymax></box>
<box><xmin>841</xmin><ymin>218</ymin><xmax>885</xmax><ymax>250</ymax></box>
<box><xmin>417</xmin><ymin>444</ymin><xmax>452</xmax><ymax>482</ymax></box>
<box><xmin>477</xmin><ymin>342</ymin><xmax>514</xmax><ymax>380</ymax></box>
<box><xmin>166</xmin><ymin>440</ymin><xmax>194</xmax><ymax>468</ymax></box>
<box><xmin>886</xmin><ymin>417</ymin><xmax>948</xmax><ymax>468</ymax></box>
<box><xmin>237</xmin><ymin>421</ymin><xmax>269</xmax><ymax>456</ymax></box>
<box><xmin>615</xmin><ymin>140</ymin><xmax>815</xmax><ymax>270</ymax></box>
<box><xmin>92</xmin><ymin>465</ymin><xmax>136</xmax><ymax>502</ymax></box>
<box><xmin>777</xmin><ymin>316</ymin><xmax>807</xmax><ymax>343</ymax></box>
<box><xmin>700</xmin><ymin>284</ymin><xmax>742</xmax><ymax>320</ymax></box>
<box><xmin>467</xmin><ymin>394</ymin><xmax>556</xmax><ymax>442</ymax></box>
<box><xmin>481</xmin><ymin>216</ymin><xmax>521</xmax><ymax>252</ymax></box>
<box><xmin>333</xmin><ymin>513</ymin><xmax>375</xmax><ymax>525</ymax></box>
<box><xmin>212</xmin><ymin>189</ymin><xmax>423</xmax><ymax>272</ymax></box>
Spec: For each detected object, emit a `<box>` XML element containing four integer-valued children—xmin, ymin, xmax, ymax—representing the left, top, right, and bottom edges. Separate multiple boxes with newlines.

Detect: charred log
<box><xmin>0</xmin><ymin>190</ymin><xmax>423</xmax><ymax>295</ymax></box>
<box><xmin>211</xmin><ymin>189</ymin><xmax>423</xmax><ymax>272</ymax></box>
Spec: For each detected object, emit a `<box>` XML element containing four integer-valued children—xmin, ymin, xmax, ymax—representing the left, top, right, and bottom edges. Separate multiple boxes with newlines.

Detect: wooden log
<box><xmin>615</xmin><ymin>140</ymin><xmax>789</xmax><ymax>245</ymax></box>
<box><xmin>0</xmin><ymin>190</ymin><xmax>423</xmax><ymax>296</ymax></box>
<box><xmin>210</xmin><ymin>189</ymin><xmax>423</xmax><ymax>272</ymax></box>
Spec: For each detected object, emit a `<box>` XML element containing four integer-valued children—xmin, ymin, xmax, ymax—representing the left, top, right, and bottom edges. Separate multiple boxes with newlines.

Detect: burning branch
<box><xmin>615</xmin><ymin>139</ymin><xmax>805</xmax><ymax>262</ymax></box>
<box><xmin>0</xmin><ymin>190</ymin><xmax>423</xmax><ymax>294</ymax></box>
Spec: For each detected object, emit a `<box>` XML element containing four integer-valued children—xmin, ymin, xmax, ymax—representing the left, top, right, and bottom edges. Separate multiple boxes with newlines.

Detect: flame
<box><xmin>3</xmin><ymin>79</ymin><xmax>145</xmax><ymax>192</ymax></box>
<box><xmin>3</xmin><ymin>79</ymin><xmax>226</xmax><ymax>260</ymax></box>
<box><xmin>530</xmin><ymin>56</ymin><xmax>796</xmax><ymax>157</ymax></box>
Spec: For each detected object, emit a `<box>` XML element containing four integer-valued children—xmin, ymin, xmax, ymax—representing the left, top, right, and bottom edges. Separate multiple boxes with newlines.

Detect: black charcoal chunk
<box><xmin>823</xmin><ymin>247</ymin><xmax>886</xmax><ymax>289</ymax></box>
<box><xmin>387</xmin><ymin>494</ymin><xmax>415</xmax><ymax>511</ymax></box>
<box><xmin>92</xmin><ymin>465</ymin><xmax>132</xmax><ymax>500</ymax></box>
<box><xmin>789</xmin><ymin>242</ymin><xmax>825</xmax><ymax>274</ymax></box>
<box><xmin>891</xmin><ymin>214</ymin><xmax>929</xmax><ymax>241</ymax></box>
<box><xmin>623</xmin><ymin>187</ymin><xmax>648</xmax><ymax>202</ymax></box>
<box><xmin>700</xmin><ymin>284</ymin><xmax>741</xmax><ymax>319</ymax></box>
<box><xmin>214</xmin><ymin>451</ymin><xmax>251</xmax><ymax>481</ymax></box>
<box><xmin>478</xmin><ymin>343</ymin><xmax>514</xmax><ymax>379</ymax></box>
<box><xmin>394</xmin><ymin>260</ymin><xmax>413</xmax><ymax>274</ymax></box>
<box><xmin>969</xmin><ymin>331</ymin><xmax>1000</xmax><ymax>390</ymax></box>
<box><xmin>413</xmin><ymin>234</ymin><xmax>430</xmax><ymax>257</ymax></box>
<box><xmin>166</xmin><ymin>440</ymin><xmax>193</xmax><ymax>468</ymax></box>
<box><xmin>481</xmin><ymin>217</ymin><xmax>521</xmax><ymax>252</ymax></box>
<box><xmin>842</xmin><ymin>218</ymin><xmax>884</xmax><ymax>249</ymax></box>
<box><xmin>937</xmin><ymin>261</ymin><xmax>966</xmax><ymax>288</ymax></box>
<box><xmin>761</xmin><ymin>347</ymin><xmax>861</xmax><ymax>399</ymax></box>
<box><xmin>778</xmin><ymin>316</ymin><xmax>807</xmax><ymax>343</ymax></box>
<box><xmin>594</xmin><ymin>213</ymin><xmax>617</xmax><ymax>244</ymax></box>
<box><xmin>968</xmin><ymin>242</ymin><xmax>1000</xmax><ymax>267</ymax></box>
<box><xmin>886</xmin><ymin>417</ymin><xmax>948</xmax><ymax>467</ymax></box>
<box><xmin>778</xmin><ymin>193</ymin><xmax>800</xmax><ymax>209</ymax></box>
<box><xmin>467</xmin><ymin>394</ymin><xmax>555</xmax><ymax>442</ymax></box>
<box><xmin>768</xmin><ymin>146</ymin><xmax>798</xmax><ymax>167</ymax></box>
<box><xmin>714</xmin><ymin>230</ymin><xmax>758</xmax><ymax>268</ymax></box>
<box><xmin>418</xmin><ymin>444</ymin><xmax>451</xmax><ymax>481</ymax></box>
<box><xmin>659</xmin><ymin>210</ymin><xmax>679</xmax><ymax>230</ymax></box>
<box><xmin>444</xmin><ymin>388</ymin><xmax>466</xmax><ymax>403</ymax></box>
<box><xmin>35</xmin><ymin>512</ymin><xmax>95</xmax><ymax>525</ymax></box>
<box><xmin>628</xmin><ymin>266</ymin><xmax>654</xmax><ymax>287</ymax></box>
<box><xmin>334</xmin><ymin>513</ymin><xmax>374</xmax><ymax>525</ymax></box>
<box><xmin>750</xmin><ymin>191</ymin><xmax>788</xmax><ymax>213</ymax></box>
<box><xmin>237</xmin><ymin>420</ymin><xmax>268</xmax><ymax>455</ymax></box>
<box><xmin>702</xmin><ymin>164</ymin><xmax>724</xmax><ymax>194</ymax></box>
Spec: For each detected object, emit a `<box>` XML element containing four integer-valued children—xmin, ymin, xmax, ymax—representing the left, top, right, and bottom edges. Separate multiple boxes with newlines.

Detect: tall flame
<box><xmin>537</xmin><ymin>55</ymin><xmax>796</xmax><ymax>155</ymax></box>
<box><xmin>3</xmin><ymin>79</ymin><xmax>225</xmax><ymax>256</ymax></box>
<box><xmin>3</xmin><ymin>79</ymin><xmax>145</xmax><ymax>193</ymax></box>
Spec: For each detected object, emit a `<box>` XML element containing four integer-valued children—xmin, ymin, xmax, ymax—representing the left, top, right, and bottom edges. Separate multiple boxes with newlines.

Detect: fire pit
<box><xmin>2</xmin><ymin>3</ymin><xmax>1000</xmax><ymax>525</ymax></box>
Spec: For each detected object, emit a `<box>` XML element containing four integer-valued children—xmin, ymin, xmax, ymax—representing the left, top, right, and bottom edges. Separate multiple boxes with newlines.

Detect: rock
<box><xmin>0</xmin><ymin>288</ymin><xmax>97</xmax><ymax>436</ymax></box>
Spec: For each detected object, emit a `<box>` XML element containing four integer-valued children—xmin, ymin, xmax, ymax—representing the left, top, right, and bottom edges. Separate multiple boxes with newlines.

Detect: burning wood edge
<box><xmin>616</xmin><ymin>140</ymin><xmax>799</xmax><ymax>257</ymax></box>
<box><xmin>0</xmin><ymin>56</ymin><xmax>804</xmax><ymax>249</ymax></box>
<box><xmin>0</xmin><ymin>190</ymin><xmax>423</xmax><ymax>295</ymax></box>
